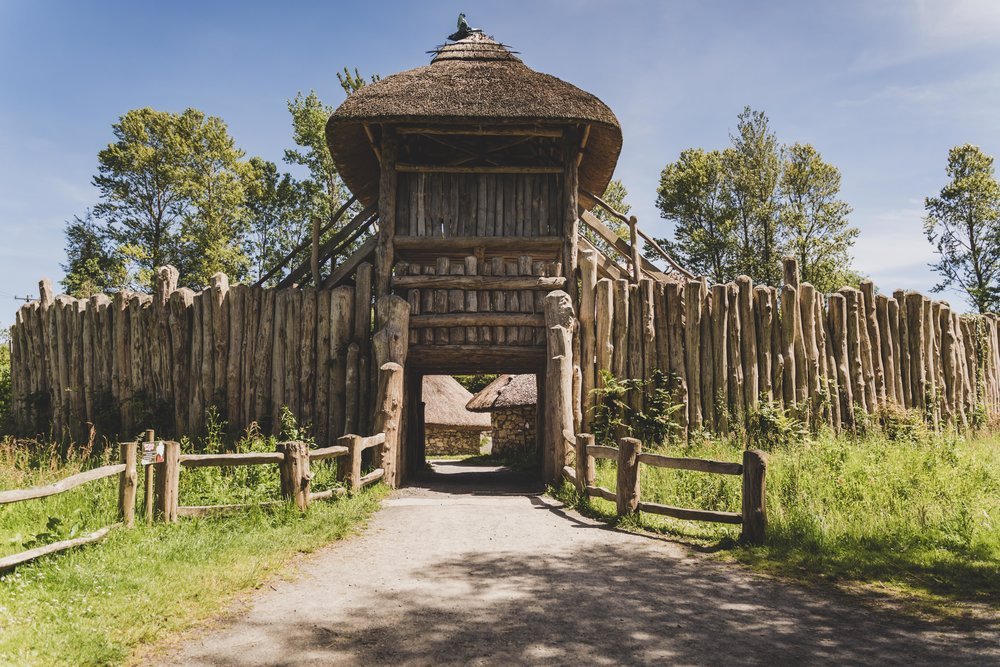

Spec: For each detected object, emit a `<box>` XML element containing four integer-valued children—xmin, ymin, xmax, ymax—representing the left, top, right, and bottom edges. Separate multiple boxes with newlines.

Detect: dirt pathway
<box><xmin>165</xmin><ymin>462</ymin><xmax>998</xmax><ymax>666</ymax></box>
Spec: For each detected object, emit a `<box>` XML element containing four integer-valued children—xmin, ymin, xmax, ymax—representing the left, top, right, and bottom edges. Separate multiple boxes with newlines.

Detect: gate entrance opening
<box><xmin>402</xmin><ymin>362</ymin><xmax>545</xmax><ymax>483</ymax></box>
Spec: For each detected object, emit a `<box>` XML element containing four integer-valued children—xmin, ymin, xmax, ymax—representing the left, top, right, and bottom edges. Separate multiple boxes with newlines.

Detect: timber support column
<box><xmin>562</xmin><ymin>128</ymin><xmax>580</xmax><ymax>307</ymax></box>
<box><xmin>544</xmin><ymin>290</ymin><xmax>575</xmax><ymax>483</ymax></box>
<box><xmin>375</xmin><ymin>126</ymin><xmax>398</xmax><ymax>331</ymax></box>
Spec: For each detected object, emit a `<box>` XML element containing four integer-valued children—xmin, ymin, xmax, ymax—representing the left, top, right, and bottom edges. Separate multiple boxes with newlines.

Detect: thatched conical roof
<box><xmin>423</xmin><ymin>375</ymin><xmax>492</xmax><ymax>429</ymax></box>
<box><xmin>466</xmin><ymin>374</ymin><xmax>537</xmax><ymax>412</ymax></box>
<box><xmin>326</xmin><ymin>29</ymin><xmax>622</xmax><ymax>207</ymax></box>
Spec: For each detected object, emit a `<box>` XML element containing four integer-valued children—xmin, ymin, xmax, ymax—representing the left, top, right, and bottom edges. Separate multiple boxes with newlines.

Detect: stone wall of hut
<box><xmin>425</xmin><ymin>426</ymin><xmax>487</xmax><ymax>456</ymax></box>
<box><xmin>490</xmin><ymin>405</ymin><xmax>536</xmax><ymax>457</ymax></box>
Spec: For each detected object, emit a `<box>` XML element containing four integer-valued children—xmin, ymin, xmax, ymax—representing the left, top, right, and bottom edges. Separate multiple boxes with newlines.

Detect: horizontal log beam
<box><xmin>407</xmin><ymin>344</ymin><xmax>546</xmax><ymax>373</ymax></box>
<box><xmin>0</xmin><ymin>464</ymin><xmax>126</xmax><ymax>505</ymax></box>
<box><xmin>359</xmin><ymin>468</ymin><xmax>385</xmax><ymax>488</ymax></box>
<box><xmin>637</xmin><ymin>453</ymin><xmax>743</xmax><ymax>475</ymax></box>
<box><xmin>586</xmin><ymin>485</ymin><xmax>616</xmax><ymax>502</ymax></box>
<box><xmin>322</xmin><ymin>235</ymin><xmax>378</xmax><ymax>289</ymax></box>
<box><xmin>637</xmin><ymin>502</ymin><xmax>742</xmax><ymax>525</ymax></box>
<box><xmin>310</xmin><ymin>445</ymin><xmax>349</xmax><ymax>461</ymax></box>
<box><xmin>409</xmin><ymin>313</ymin><xmax>544</xmax><ymax>328</ymax></box>
<box><xmin>396</xmin><ymin>163</ymin><xmax>562</xmax><ymax>174</ymax></box>
<box><xmin>360</xmin><ymin>433</ymin><xmax>386</xmax><ymax>451</ymax></box>
<box><xmin>179</xmin><ymin>452</ymin><xmax>285</xmax><ymax>468</ymax></box>
<box><xmin>176</xmin><ymin>501</ymin><xmax>284</xmax><ymax>517</ymax></box>
<box><xmin>309</xmin><ymin>488</ymin><xmax>347</xmax><ymax>502</ymax></box>
<box><xmin>393</xmin><ymin>235</ymin><xmax>563</xmax><ymax>256</ymax></box>
<box><xmin>392</xmin><ymin>275</ymin><xmax>566</xmax><ymax>291</ymax></box>
<box><xmin>588</xmin><ymin>445</ymin><xmax>619</xmax><ymax>460</ymax></box>
<box><xmin>0</xmin><ymin>524</ymin><xmax>119</xmax><ymax>573</ymax></box>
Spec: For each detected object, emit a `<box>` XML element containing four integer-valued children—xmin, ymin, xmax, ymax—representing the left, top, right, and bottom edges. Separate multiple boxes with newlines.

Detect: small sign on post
<box><xmin>142</xmin><ymin>440</ymin><xmax>165</xmax><ymax>466</ymax></box>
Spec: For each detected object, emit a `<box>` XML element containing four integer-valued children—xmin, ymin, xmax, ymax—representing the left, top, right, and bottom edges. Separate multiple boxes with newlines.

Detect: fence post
<box><xmin>277</xmin><ymin>441</ymin><xmax>311</xmax><ymax>511</ymax></box>
<box><xmin>373</xmin><ymin>361</ymin><xmax>404</xmax><ymax>488</ymax></box>
<box><xmin>118</xmin><ymin>440</ymin><xmax>137</xmax><ymax>528</ymax></box>
<box><xmin>741</xmin><ymin>449</ymin><xmax>768</xmax><ymax>545</ymax></box>
<box><xmin>575</xmin><ymin>433</ymin><xmax>594</xmax><ymax>493</ymax></box>
<box><xmin>616</xmin><ymin>437</ymin><xmax>641</xmax><ymax>517</ymax></box>
<box><xmin>338</xmin><ymin>434</ymin><xmax>364</xmax><ymax>491</ymax></box>
<box><xmin>143</xmin><ymin>429</ymin><xmax>155</xmax><ymax>525</ymax></box>
<box><xmin>154</xmin><ymin>440</ymin><xmax>180</xmax><ymax>523</ymax></box>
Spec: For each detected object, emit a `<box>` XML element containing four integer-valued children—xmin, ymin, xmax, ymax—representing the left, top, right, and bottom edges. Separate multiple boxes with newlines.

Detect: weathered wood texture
<box><xmin>577</xmin><ymin>259</ymin><xmax>999</xmax><ymax>434</ymax></box>
<box><xmin>13</xmin><ymin>256</ymin><xmax>1000</xmax><ymax>443</ymax></box>
<box><xmin>10</xmin><ymin>267</ymin><xmax>373</xmax><ymax>442</ymax></box>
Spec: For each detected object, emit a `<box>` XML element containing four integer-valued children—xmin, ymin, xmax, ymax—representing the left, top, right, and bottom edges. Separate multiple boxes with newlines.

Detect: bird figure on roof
<box><xmin>448</xmin><ymin>13</ymin><xmax>481</xmax><ymax>41</ymax></box>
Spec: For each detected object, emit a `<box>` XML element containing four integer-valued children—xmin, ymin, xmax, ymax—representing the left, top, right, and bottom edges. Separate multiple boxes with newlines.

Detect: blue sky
<box><xmin>2</xmin><ymin>0</ymin><xmax>999</xmax><ymax>325</ymax></box>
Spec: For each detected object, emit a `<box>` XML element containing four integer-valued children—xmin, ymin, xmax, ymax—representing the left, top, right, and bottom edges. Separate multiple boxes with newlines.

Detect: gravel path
<box><xmin>165</xmin><ymin>461</ymin><xmax>998</xmax><ymax>666</ymax></box>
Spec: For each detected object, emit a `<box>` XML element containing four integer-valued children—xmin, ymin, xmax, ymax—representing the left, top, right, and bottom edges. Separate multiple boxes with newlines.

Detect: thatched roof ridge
<box><xmin>423</xmin><ymin>375</ymin><xmax>492</xmax><ymax>429</ymax></box>
<box><xmin>326</xmin><ymin>31</ymin><xmax>622</xmax><ymax>207</ymax></box>
<box><xmin>466</xmin><ymin>374</ymin><xmax>537</xmax><ymax>412</ymax></box>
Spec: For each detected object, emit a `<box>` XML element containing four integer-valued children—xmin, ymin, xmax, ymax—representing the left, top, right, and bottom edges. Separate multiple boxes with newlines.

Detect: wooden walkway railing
<box><xmin>0</xmin><ymin>429</ymin><xmax>388</xmax><ymax>572</ymax></box>
<box><xmin>562</xmin><ymin>432</ymin><xmax>768</xmax><ymax>545</ymax></box>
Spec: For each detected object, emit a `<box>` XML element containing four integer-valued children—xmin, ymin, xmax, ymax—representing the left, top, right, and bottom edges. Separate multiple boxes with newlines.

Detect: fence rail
<box><xmin>0</xmin><ymin>427</ymin><xmax>388</xmax><ymax>574</ymax></box>
<box><xmin>564</xmin><ymin>432</ymin><xmax>768</xmax><ymax>545</ymax></box>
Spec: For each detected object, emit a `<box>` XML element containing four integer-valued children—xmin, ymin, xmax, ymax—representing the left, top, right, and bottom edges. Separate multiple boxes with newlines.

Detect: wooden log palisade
<box><xmin>564</xmin><ymin>432</ymin><xmax>768</xmax><ymax>545</ymax></box>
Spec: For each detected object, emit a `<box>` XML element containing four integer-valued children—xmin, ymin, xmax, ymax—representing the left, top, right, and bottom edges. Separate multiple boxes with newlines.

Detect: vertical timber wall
<box><xmin>9</xmin><ymin>265</ymin><xmax>375</xmax><ymax>443</ymax></box>
<box><xmin>574</xmin><ymin>254</ymin><xmax>1000</xmax><ymax>439</ymax></box>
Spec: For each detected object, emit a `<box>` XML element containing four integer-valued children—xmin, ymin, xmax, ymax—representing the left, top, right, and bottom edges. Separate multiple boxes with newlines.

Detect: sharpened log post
<box><xmin>544</xmin><ymin>290</ymin><xmax>576</xmax><ymax>483</ymax></box>
<box><xmin>741</xmin><ymin>449</ymin><xmax>767</xmax><ymax>545</ymax></box>
<box><xmin>118</xmin><ymin>440</ymin><xmax>137</xmax><ymax>528</ymax></box>
<box><xmin>575</xmin><ymin>433</ymin><xmax>595</xmax><ymax>494</ymax></box>
<box><xmin>143</xmin><ymin>429</ymin><xmax>155</xmax><ymax>525</ymax></box>
<box><xmin>616</xmin><ymin>437</ymin><xmax>641</xmax><ymax>517</ymax></box>
<box><xmin>338</xmin><ymin>434</ymin><xmax>364</xmax><ymax>491</ymax></box>
<box><xmin>373</xmin><ymin>362</ymin><xmax>404</xmax><ymax>488</ymax></box>
<box><xmin>277</xmin><ymin>441</ymin><xmax>311</xmax><ymax>511</ymax></box>
<box><xmin>154</xmin><ymin>440</ymin><xmax>180</xmax><ymax>523</ymax></box>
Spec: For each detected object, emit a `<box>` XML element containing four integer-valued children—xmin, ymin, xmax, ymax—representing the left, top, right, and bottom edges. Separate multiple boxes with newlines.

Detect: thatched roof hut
<box><xmin>422</xmin><ymin>375</ymin><xmax>492</xmax><ymax>429</ymax></box>
<box><xmin>466</xmin><ymin>374</ymin><xmax>538</xmax><ymax>413</ymax></box>
<box><xmin>326</xmin><ymin>30</ymin><xmax>622</xmax><ymax>207</ymax></box>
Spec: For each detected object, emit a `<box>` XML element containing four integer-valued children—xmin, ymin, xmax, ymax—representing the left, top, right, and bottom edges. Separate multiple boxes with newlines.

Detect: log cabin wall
<box><xmin>394</xmin><ymin>172</ymin><xmax>562</xmax><ymax>238</ymax></box>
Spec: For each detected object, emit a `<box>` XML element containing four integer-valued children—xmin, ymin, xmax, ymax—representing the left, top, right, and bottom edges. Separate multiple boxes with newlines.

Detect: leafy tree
<box><xmin>336</xmin><ymin>66</ymin><xmax>380</xmax><ymax>96</ymax></box>
<box><xmin>724</xmin><ymin>107</ymin><xmax>783</xmax><ymax>285</ymax></box>
<box><xmin>284</xmin><ymin>92</ymin><xmax>352</xmax><ymax>233</ymax></box>
<box><xmin>172</xmin><ymin>111</ymin><xmax>252</xmax><ymax>286</ymax></box>
<box><xmin>780</xmin><ymin>143</ymin><xmax>857</xmax><ymax>292</ymax></box>
<box><xmin>93</xmin><ymin>107</ymin><xmax>251</xmax><ymax>289</ymax></box>
<box><xmin>656</xmin><ymin>148</ymin><xmax>732</xmax><ymax>283</ymax></box>
<box><xmin>93</xmin><ymin>108</ymin><xmax>189</xmax><ymax>288</ymax></box>
<box><xmin>61</xmin><ymin>210</ymin><xmax>126</xmax><ymax>297</ymax></box>
<box><xmin>244</xmin><ymin>157</ymin><xmax>306</xmax><ymax>284</ymax></box>
<box><xmin>656</xmin><ymin>107</ymin><xmax>857</xmax><ymax>288</ymax></box>
<box><xmin>924</xmin><ymin>144</ymin><xmax>1000</xmax><ymax>313</ymax></box>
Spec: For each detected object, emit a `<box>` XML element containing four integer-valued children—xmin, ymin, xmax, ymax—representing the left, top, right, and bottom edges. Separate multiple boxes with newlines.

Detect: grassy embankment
<box><xmin>0</xmin><ymin>420</ymin><xmax>386</xmax><ymax>666</ymax></box>
<box><xmin>556</xmin><ymin>420</ymin><xmax>1000</xmax><ymax>610</ymax></box>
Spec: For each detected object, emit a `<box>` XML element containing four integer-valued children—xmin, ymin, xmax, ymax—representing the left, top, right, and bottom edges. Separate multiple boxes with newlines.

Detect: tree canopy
<box><xmin>656</xmin><ymin>107</ymin><xmax>858</xmax><ymax>291</ymax></box>
<box><xmin>63</xmin><ymin>69</ymin><xmax>379</xmax><ymax>296</ymax></box>
<box><xmin>924</xmin><ymin>144</ymin><xmax>1000</xmax><ymax>313</ymax></box>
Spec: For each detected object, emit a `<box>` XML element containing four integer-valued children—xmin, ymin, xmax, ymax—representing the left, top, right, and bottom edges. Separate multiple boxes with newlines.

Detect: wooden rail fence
<box><xmin>0</xmin><ymin>428</ymin><xmax>387</xmax><ymax>573</ymax></box>
<box><xmin>562</xmin><ymin>432</ymin><xmax>767</xmax><ymax>545</ymax></box>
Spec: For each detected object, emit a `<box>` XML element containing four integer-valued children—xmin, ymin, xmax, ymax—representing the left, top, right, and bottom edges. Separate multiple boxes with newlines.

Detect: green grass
<box><xmin>0</xmin><ymin>430</ymin><xmax>387</xmax><ymax>666</ymax></box>
<box><xmin>558</xmin><ymin>428</ymin><xmax>1000</xmax><ymax>608</ymax></box>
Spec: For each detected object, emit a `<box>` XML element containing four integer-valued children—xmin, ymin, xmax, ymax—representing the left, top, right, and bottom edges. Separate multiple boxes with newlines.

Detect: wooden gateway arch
<box><xmin>307</xmin><ymin>27</ymin><xmax>689</xmax><ymax>484</ymax></box>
